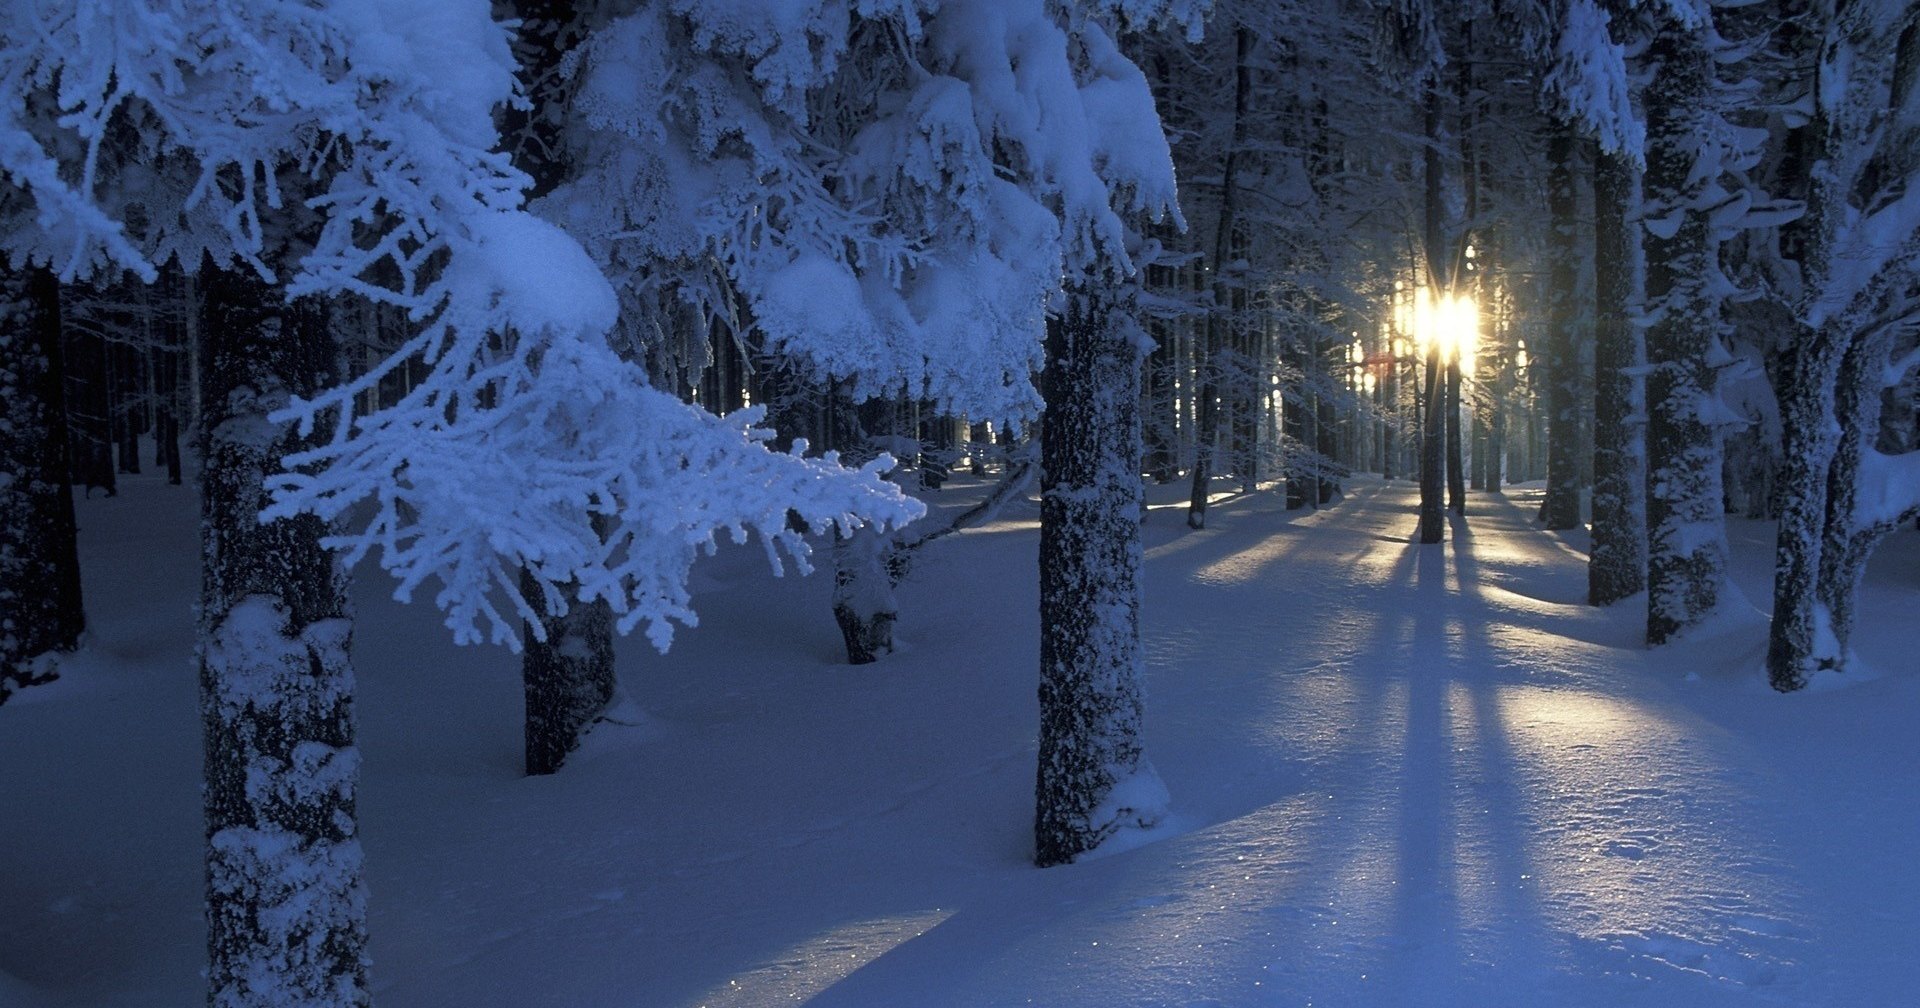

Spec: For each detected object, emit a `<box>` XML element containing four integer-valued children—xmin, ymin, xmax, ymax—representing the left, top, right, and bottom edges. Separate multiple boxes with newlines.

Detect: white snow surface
<box><xmin>3</xmin><ymin>474</ymin><xmax>1918</xmax><ymax>1006</ymax></box>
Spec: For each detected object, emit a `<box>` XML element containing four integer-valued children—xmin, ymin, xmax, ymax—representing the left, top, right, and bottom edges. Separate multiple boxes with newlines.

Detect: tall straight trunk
<box><xmin>1417</xmin><ymin>87</ymin><xmax>1447</xmax><ymax>544</ymax></box>
<box><xmin>1283</xmin><ymin>331</ymin><xmax>1310</xmax><ymax>509</ymax></box>
<box><xmin>1470</xmin><ymin>412</ymin><xmax>1488</xmax><ymax>489</ymax></box>
<box><xmin>1035</xmin><ymin>274</ymin><xmax>1166</xmax><ymax>868</ymax></box>
<box><xmin>1641</xmin><ymin>14</ymin><xmax>1728</xmax><ymax>645</ymax></box>
<box><xmin>522</xmin><ymin>572</ymin><xmax>617</xmax><ymax>775</ymax></box>
<box><xmin>1445</xmin><ymin>358</ymin><xmax>1464</xmax><ymax>512</ymax></box>
<box><xmin>1589</xmin><ymin>148</ymin><xmax>1648</xmax><ymax>605</ymax></box>
<box><xmin>1316</xmin><ymin>334</ymin><xmax>1339</xmax><ymax>504</ymax></box>
<box><xmin>1188</xmin><ymin>27</ymin><xmax>1251</xmax><ymax>530</ymax></box>
<box><xmin>0</xmin><ymin>265</ymin><xmax>84</xmax><ymax>702</ymax></box>
<box><xmin>65</xmin><ymin>305</ymin><xmax>115</xmax><ymax>496</ymax></box>
<box><xmin>1381</xmin><ymin>333</ymin><xmax>1397</xmax><ymax>480</ymax></box>
<box><xmin>198</xmin><ymin>261</ymin><xmax>367</xmax><ymax>1007</ymax></box>
<box><xmin>1543</xmin><ymin>125</ymin><xmax>1584</xmax><ymax>530</ymax></box>
<box><xmin>1447</xmin><ymin>29</ymin><xmax>1474</xmax><ymax>517</ymax></box>
<box><xmin>1143</xmin><ymin>312</ymin><xmax>1178</xmax><ymax>483</ymax></box>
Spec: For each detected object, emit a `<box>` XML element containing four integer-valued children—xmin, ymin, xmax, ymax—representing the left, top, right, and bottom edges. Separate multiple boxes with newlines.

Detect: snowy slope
<box><xmin>2</xmin><ymin>474</ymin><xmax>1916</xmax><ymax>1006</ymax></box>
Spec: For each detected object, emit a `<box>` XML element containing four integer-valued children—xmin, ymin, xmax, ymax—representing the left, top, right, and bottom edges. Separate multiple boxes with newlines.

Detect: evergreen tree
<box><xmin>1641</xmin><ymin>2</ymin><xmax>1731</xmax><ymax>645</ymax></box>
<box><xmin>0</xmin><ymin>265</ymin><xmax>84</xmax><ymax>703</ymax></box>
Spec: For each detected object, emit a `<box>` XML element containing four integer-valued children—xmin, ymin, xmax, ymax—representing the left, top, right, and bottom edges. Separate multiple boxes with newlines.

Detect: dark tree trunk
<box><xmin>0</xmin><ymin>265</ymin><xmax>84</xmax><ymax>703</ymax></box>
<box><xmin>1284</xmin><ymin>330</ymin><xmax>1310</xmax><ymax>509</ymax></box>
<box><xmin>1589</xmin><ymin>148</ymin><xmax>1648</xmax><ymax>606</ymax></box>
<box><xmin>1143</xmin><ymin>312</ymin><xmax>1178</xmax><ymax>483</ymax></box>
<box><xmin>1445</xmin><ymin>357</ymin><xmax>1464</xmax><ymax>513</ymax></box>
<box><xmin>522</xmin><ymin>572</ymin><xmax>618</xmax><ymax>775</ymax></box>
<box><xmin>1317</xmin><ymin>348</ymin><xmax>1340</xmax><ymax>504</ymax></box>
<box><xmin>197</xmin><ymin>261</ymin><xmax>367</xmax><ymax>1007</ymax></box>
<box><xmin>1035</xmin><ymin>274</ymin><xmax>1165</xmax><ymax>867</ymax></box>
<box><xmin>65</xmin><ymin>306</ymin><xmax>115</xmax><ymax>496</ymax></box>
<box><xmin>1381</xmin><ymin>332</ymin><xmax>1398</xmax><ymax>481</ymax></box>
<box><xmin>827</xmin><ymin>391</ymin><xmax>900</xmax><ymax>664</ymax></box>
<box><xmin>1417</xmin><ymin>87</ymin><xmax>1447</xmax><ymax>544</ymax></box>
<box><xmin>1543</xmin><ymin>125</ymin><xmax>1584</xmax><ymax>530</ymax></box>
<box><xmin>1642</xmin><ymin>13</ymin><xmax>1728</xmax><ymax>645</ymax></box>
<box><xmin>1188</xmin><ymin>27</ymin><xmax>1251</xmax><ymax>531</ymax></box>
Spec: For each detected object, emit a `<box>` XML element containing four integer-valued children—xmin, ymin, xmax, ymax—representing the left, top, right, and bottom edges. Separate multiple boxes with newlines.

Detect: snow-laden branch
<box><xmin>1543</xmin><ymin>0</ymin><xmax>1644</xmax><ymax>164</ymax></box>
<box><xmin>3</xmin><ymin>0</ymin><xmax>933</xmax><ymax>653</ymax></box>
<box><xmin>266</xmin><ymin>316</ymin><xmax>923</xmax><ymax>652</ymax></box>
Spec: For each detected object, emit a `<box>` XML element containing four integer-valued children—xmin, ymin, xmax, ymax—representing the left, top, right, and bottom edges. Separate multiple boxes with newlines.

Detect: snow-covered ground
<box><xmin>3</xmin><ymin>473</ymin><xmax>1916</xmax><ymax>1007</ymax></box>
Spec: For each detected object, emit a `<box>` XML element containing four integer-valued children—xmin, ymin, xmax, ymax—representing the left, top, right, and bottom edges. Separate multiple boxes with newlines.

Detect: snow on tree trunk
<box><xmin>828</xmin><ymin>388</ymin><xmax>901</xmax><ymax>665</ymax></box>
<box><xmin>1641</xmin><ymin>15</ymin><xmax>1729</xmax><ymax>646</ymax></box>
<box><xmin>1768</xmin><ymin>4</ymin><xmax>1920</xmax><ymax>690</ymax></box>
<box><xmin>1035</xmin><ymin>276</ymin><xmax>1166</xmax><ymax>868</ymax></box>
<box><xmin>0</xmin><ymin>265</ymin><xmax>83</xmax><ymax>703</ymax></box>
<box><xmin>832</xmin><ymin>525</ymin><xmax>899</xmax><ymax>665</ymax></box>
<box><xmin>1588</xmin><ymin>148</ymin><xmax>1648</xmax><ymax>606</ymax></box>
<box><xmin>1818</xmin><ymin>325</ymin><xmax>1898</xmax><ymax>666</ymax></box>
<box><xmin>1767</xmin><ymin>323</ymin><xmax>1845</xmax><ymax>688</ymax></box>
<box><xmin>198</xmin><ymin>263</ymin><xmax>367</xmax><ymax>1008</ymax></box>
<box><xmin>1544</xmin><ymin>125</ymin><xmax>1585</xmax><ymax>531</ymax></box>
<box><xmin>521</xmin><ymin>569</ymin><xmax>617</xmax><ymax>776</ymax></box>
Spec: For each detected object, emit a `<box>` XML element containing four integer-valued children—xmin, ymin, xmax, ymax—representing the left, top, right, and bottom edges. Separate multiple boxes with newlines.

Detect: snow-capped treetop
<box><xmin>548</xmin><ymin>0</ymin><xmax>1194</xmax><ymax>425</ymax></box>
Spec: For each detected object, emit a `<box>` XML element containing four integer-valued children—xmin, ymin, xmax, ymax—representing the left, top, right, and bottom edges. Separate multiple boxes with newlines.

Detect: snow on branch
<box><xmin>1544</xmin><ymin>0</ymin><xmax>1645</xmax><ymax>164</ymax></box>
<box><xmin>266</xmin><ymin>322</ymin><xmax>923</xmax><ymax>652</ymax></box>
<box><xmin>2</xmin><ymin>0</ymin><xmax>930</xmax><ymax>653</ymax></box>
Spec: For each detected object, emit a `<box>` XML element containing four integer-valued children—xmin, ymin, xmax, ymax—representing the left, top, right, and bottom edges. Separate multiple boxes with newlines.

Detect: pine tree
<box><xmin>1588</xmin><ymin>144</ymin><xmax>1647</xmax><ymax>605</ymax></box>
<box><xmin>1542</xmin><ymin>124</ymin><xmax>1585</xmax><ymax>531</ymax></box>
<box><xmin>1035</xmin><ymin>272</ymin><xmax>1166</xmax><ymax>866</ymax></box>
<box><xmin>0</xmin><ymin>264</ymin><xmax>84</xmax><ymax>703</ymax></box>
<box><xmin>1767</xmin><ymin>2</ymin><xmax>1920</xmax><ymax>689</ymax></box>
<box><xmin>197</xmin><ymin>262</ymin><xmax>368</xmax><ymax>1008</ymax></box>
<box><xmin>1641</xmin><ymin>4</ymin><xmax>1730</xmax><ymax>645</ymax></box>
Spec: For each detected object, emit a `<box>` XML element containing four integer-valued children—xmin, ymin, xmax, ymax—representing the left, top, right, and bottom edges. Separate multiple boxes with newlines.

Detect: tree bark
<box><xmin>0</xmin><ymin>265</ymin><xmax>84</xmax><ymax>703</ymax></box>
<box><xmin>1544</xmin><ymin>125</ymin><xmax>1584</xmax><ymax>530</ymax></box>
<box><xmin>1589</xmin><ymin>148</ymin><xmax>1648</xmax><ymax>606</ymax></box>
<box><xmin>198</xmin><ymin>261</ymin><xmax>368</xmax><ymax>1007</ymax></box>
<box><xmin>522</xmin><ymin>571</ymin><xmax>618</xmax><ymax>775</ymax></box>
<box><xmin>1642</xmin><ymin>14</ymin><xmax>1728</xmax><ymax>645</ymax></box>
<box><xmin>1035</xmin><ymin>274</ymin><xmax>1166</xmax><ymax>867</ymax></box>
<box><xmin>1418</xmin><ymin>85</ymin><xmax>1448</xmax><ymax>544</ymax></box>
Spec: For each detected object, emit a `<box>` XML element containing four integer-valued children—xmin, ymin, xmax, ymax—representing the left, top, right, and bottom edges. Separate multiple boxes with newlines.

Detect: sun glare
<box><xmin>1409</xmin><ymin>288</ymin><xmax>1479</xmax><ymax>376</ymax></box>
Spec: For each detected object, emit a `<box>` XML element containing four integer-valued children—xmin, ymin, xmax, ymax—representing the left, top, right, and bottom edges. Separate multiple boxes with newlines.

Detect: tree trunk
<box><xmin>0</xmin><ymin>266</ymin><xmax>84</xmax><ymax>703</ymax></box>
<box><xmin>197</xmin><ymin>261</ymin><xmax>368</xmax><ymax>1007</ymax></box>
<box><xmin>1543</xmin><ymin>125</ymin><xmax>1584</xmax><ymax>530</ymax></box>
<box><xmin>1642</xmin><ymin>14</ymin><xmax>1728</xmax><ymax>645</ymax></box>
<box><xmin>1035</xmin><ymin>274</ymin><xmax>1166</xmax><ymax>867</ymax></box>
<box><xmin>522</xmin><ymin>571</ymin><xmax>618</xmax><ymax>775</ymax></box>
<box><xmin>1445</xmin><ymin>356</ymin><xmax>1464</xmax><ymax>513</ymax></box>
<box><xmin>1188</xmin><ymin>27</ymin><xmax>1251</xmax><ymax>531</ymax></box>
<box><xmin>1418</xmin><ymin>87</ymin><xmax>1447</xmax><ymax>544</ymax></box>
<box><xmin>1589</xmin><ymin>148</ymin><xmax>1649</xmax><ymax>606</ymax></box>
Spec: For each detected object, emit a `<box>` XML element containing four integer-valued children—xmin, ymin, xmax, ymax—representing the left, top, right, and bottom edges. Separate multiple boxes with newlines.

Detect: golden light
<box><xmin>1410</xmin><ymin>288</ymin><xmax>1479</xmax><ymax>377</ymax></box>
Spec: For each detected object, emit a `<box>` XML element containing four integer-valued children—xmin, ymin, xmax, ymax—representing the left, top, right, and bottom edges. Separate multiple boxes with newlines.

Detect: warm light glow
<box><xmin>1410</xmin><ymin>289</ymin><xmax>1479</xmax><ymax>376</ymax></box>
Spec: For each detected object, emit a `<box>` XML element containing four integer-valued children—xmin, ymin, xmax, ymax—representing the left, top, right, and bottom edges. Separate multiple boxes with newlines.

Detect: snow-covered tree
<box><xmin>5</xmin><ymin>0</ymin><xmax>922</xmax><ymax>1002</ymax></box>
<box><xmin>1639</xmin><ymin>0</ymin><xmax>1742</xmax><ymax>645</ymax></box>
<box><xmin>1767</xmin><ymin>2</ymin><xmax>1920</xmax><ymax>690</ymax></box>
